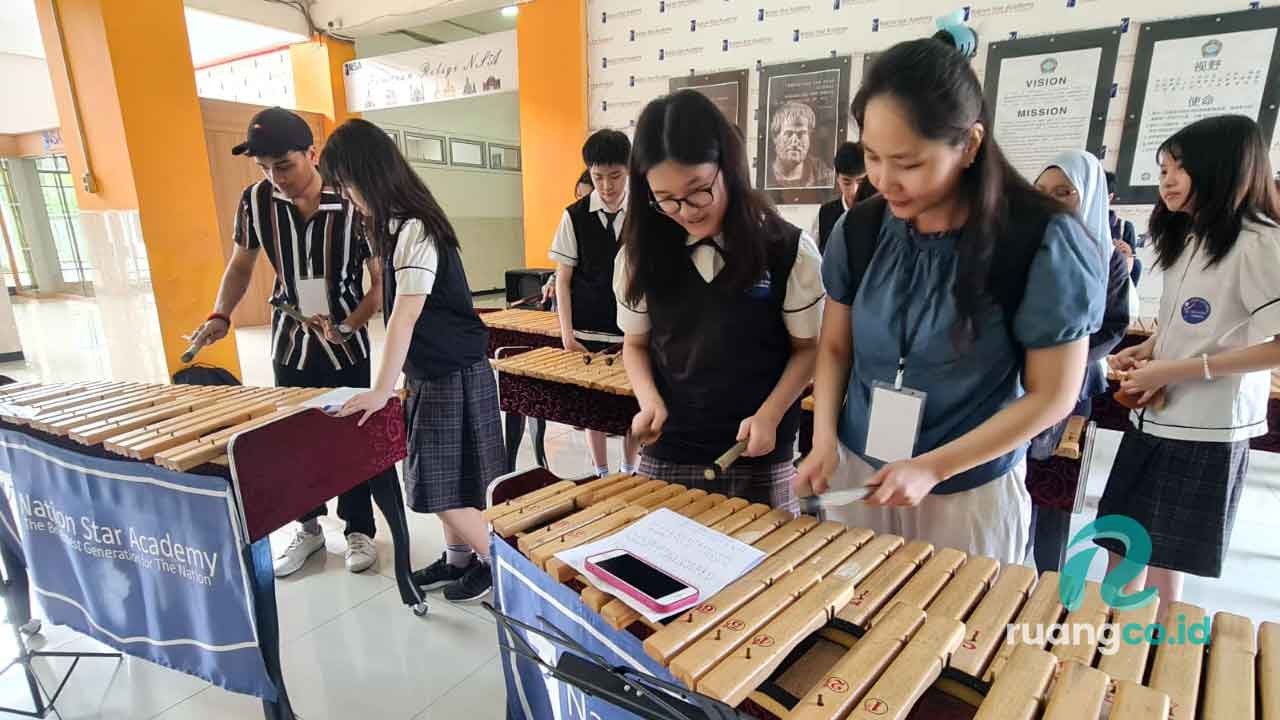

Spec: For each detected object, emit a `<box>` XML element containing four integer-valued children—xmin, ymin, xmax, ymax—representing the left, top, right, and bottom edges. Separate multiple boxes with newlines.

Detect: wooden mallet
<box><xmin>704</xmin><ymin>439</ymin><xmax>749</xmax><ymax>481</ymax></box>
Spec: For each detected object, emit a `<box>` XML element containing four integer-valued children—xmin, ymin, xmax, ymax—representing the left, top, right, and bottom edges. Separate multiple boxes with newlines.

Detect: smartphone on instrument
<box><xmin>585</xmin><ymin>550</ymin><xmax>699</xmax><ymax>614</ymax></box>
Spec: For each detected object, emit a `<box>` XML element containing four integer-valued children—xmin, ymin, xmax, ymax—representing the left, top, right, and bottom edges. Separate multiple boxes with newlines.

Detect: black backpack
<box><xmin>841</xmin><ymin>194</ymin><xmax>1052</xmax><ymax>347</ymax></box>
<box><xmin>172</xmin><ymin>364</ymin><xmax>241</xmax><ymax>386</ymax></box>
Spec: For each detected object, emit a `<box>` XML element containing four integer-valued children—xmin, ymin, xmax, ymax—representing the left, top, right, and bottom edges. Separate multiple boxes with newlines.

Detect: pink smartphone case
<box><xmin>585</xmin><ymin>552</ymin><xmax>700</xmax><ymax>613</ymax></box>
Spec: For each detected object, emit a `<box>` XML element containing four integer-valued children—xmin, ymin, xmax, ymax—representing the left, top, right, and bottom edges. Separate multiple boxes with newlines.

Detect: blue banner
<box><xmin>492</xmin><ymin>533</ymin><xmax>679</xmax><ymax>720</ymax></box>
<box><xmin>0</xmin><ymin>430</ymin><xmax>277</xmax><ymax>700</ymax></box>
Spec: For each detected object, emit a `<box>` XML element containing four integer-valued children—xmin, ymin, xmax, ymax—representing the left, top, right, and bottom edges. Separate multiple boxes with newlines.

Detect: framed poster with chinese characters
<box><xmin>755</xmin><ymin>55</ymin><xmax>852</xmax><ymax>205</ymax></box>
<box><xmin>669</xmin><ymin>69</ymin><xmax>749</xmax><ymax>135</ymax></box>
<box><xmin>984</xmin><ymin>27</ymin><xmax>1122</xmax><ymax>183</ymax></box>
<box><xmin>1114</xmin><ymin>7</ymin><xmax>1280</xmax><ymax>204</ymax></box>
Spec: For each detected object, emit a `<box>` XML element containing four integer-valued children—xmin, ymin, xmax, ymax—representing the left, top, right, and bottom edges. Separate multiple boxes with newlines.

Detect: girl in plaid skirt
<box><xmin>322</xmin><ymin>119</ymin><xmax>504</xmax><ymax>604</ymax></box>
<box><xmin>1107</xmin><ymin>115</ymin><xmax>1280</xmax><ymax>616</ymax></box>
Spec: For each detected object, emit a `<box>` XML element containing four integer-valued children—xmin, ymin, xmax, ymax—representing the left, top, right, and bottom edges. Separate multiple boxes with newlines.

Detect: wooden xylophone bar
<box><xmin>479</xmin><ymin>308</ymin><xmax>563</xmax><ymax>337</ymax></box>
<box><xmin>0</xmin><ymin>381</ymin><xmax>331</xmax><ymax>471</ymax></box>
<box><xmin>491</xmin><ymin>346</ymin><xmax>632</xmax><ymax>396</ymax></box>
<box><xmin>490</xmin><ymin>475</ymin><xmax>1280</xmax><ymax>720</ymax></box>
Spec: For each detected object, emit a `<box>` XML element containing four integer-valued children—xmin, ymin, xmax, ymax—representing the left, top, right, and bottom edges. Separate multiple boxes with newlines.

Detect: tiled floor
<box><xmin>0</xmin><ymin>296</ymin><xmax>1276</xmax><ymax>719</ymax></box>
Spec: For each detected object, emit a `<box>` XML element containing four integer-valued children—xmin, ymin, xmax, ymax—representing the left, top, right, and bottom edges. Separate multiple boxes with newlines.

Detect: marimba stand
<box><xmin>0</xmin><ymin>542</ymin><xmax>120</xmax><ymax>718</ymax></box>
<box><xmin>486</xmin><ymin>602</ymin><xmax>742</xmax><ymax>720</ymax></box>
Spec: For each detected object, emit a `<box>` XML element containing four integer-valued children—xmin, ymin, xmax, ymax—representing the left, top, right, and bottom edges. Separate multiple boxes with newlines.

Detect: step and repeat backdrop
<box><xmin>585</xmin><ymin>0</ymin><xmax>1280</xmax><ymax>255</ymax></box>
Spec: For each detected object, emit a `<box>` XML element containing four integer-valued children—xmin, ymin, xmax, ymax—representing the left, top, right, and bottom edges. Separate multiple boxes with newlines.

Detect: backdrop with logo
<box><xmin>586</xmin><ymin>0</ymin><xmax>1280</xmax><ymax>220</ymax></box>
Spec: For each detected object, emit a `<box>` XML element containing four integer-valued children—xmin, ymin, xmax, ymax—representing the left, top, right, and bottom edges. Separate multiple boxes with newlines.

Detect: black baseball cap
<box><xmin>231</xmin><ymin>107</ymin><xmax>314</xmax><ymax>157</ymax></box>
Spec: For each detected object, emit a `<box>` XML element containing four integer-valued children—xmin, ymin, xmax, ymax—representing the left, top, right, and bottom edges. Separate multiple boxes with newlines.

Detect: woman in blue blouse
<box><xmin>798</xmin><ymin>39</ymin><xmax>1104</xmax><ymax>563</ymax></box>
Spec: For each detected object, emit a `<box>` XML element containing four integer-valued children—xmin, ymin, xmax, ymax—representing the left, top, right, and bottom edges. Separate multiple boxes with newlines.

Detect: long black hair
<box><xmin>1150</xmin><ymin>114</ymin><xmax>1280</xmax><ymax>270</ymax></box>
<box><xmin>623</xmin><ymin>90</ymin><xmax>790</xmax><ymax>306</ymax></box>
<box><xmin>318</xmin><ymin>118</ymin><xmax>460</xmax><ymax>258</ymax></box>
<box><xmin>852</xmin><ymin>39</ymin><xmax>1065</xmax><ymax>345</ymax></box>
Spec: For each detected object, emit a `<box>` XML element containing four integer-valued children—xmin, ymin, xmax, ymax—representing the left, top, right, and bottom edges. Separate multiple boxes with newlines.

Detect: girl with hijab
<box><xmin>1027</xmin><ymin>150</ymin><xmax>1131</xmax><ymax>571</ymax></box>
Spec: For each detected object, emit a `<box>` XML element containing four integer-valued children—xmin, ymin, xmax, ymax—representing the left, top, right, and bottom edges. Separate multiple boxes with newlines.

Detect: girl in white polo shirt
<box><xmin>1105</xmin><ymin>115</ymin><xmax>1280</xmax><ymax>610</ymax></box>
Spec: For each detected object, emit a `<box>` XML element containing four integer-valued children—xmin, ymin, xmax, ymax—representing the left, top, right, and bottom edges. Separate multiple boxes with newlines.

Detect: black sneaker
<box><xmin>443</xmin><ymin>560</ymin><xmax>492</xmax><ymax>603</ymax></box>
<box><xmin>413</xmin><ymin>553</ymin><xmax>474</xmax><ymax>591</ymax></box>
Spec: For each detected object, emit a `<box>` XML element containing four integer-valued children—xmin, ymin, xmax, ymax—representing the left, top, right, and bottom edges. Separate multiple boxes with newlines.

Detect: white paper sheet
<box><xmin>554</xmin><ymin>508</ymin><xmax>766</xmax><ymax>623</ymax></box>
<box><xmin>301</xmin><ymin>387</ymin><xmax>365</xmax><ymax>413</ymax></box>
<box><xmin>296</xmin><ymin>277</ymin><xmax>329</xmax><ymax>318</ymax></box>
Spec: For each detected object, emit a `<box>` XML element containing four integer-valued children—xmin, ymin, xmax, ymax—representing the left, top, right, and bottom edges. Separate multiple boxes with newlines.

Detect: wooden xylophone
<box><xmin>488</xmin><ymin>474</ymin><xmax>1280</xmax><ymax>720</ymax></box>
<box><xmin>0</xmin><ymin>380</ymin><xmax>332</xmax><ymax>471</ymax></box>
<box><xmin>481</xmin><ymin>308</ymin><xmax>563</xmax><ymax>356</ymax></box>
<box><xmin>492</xmin><ymin>346</ymin><xmax>639</xmax><ymax>437</ymax></box>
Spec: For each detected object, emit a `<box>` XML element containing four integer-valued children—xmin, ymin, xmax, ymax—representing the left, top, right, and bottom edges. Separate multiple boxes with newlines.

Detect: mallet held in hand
<box><xmin>704</xmin><ymin>439</ymin><xmax>749</xmax><ymax>481</ymax></box>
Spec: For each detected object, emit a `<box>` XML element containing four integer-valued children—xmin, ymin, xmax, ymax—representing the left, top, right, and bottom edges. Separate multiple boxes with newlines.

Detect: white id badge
<box><xmin>296</xmin><ymin>277</ymin><xmax>329</xmax><ymax>318</ymax></box>
<box><xmin>863</xmin><ymin>380</ymin><xmax>927</xmax><ymax>463</ymax></box>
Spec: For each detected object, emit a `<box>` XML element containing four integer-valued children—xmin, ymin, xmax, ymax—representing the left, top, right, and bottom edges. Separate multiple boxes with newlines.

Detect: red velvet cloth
<box><xmin>497</xmin><ymin>373</ymin><xmax>637</xmax><ymax>436</ymax></box>
<box><xmin>1025</xmin><ymin>455</ymin><xmax>1081</xmax><ymax>512</ymax></box>
<box><xmin>487</xmin><ymin>328</ymin><xmax>560</xmax><ymax>358</ymax></box>
<box><xmin>228</xmin><ymin>402</ymin><xmax>407</xmax><ymax>542</ymax></box>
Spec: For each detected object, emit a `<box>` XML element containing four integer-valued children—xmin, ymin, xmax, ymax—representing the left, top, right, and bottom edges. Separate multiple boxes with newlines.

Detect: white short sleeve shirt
<box><xmin>1137</xmin><ymin>219</ymin><xmax>1280</xmax><ymax>442</ymax></box>
<box><xmin>391</xmin><ymin>219</ymin><xmax>438</xmax><ymax>296</ymax></box>
<box><xmin>612</xmin><ymin>230</ymin><xmax>825</xmax><ymax>338</ymax></box>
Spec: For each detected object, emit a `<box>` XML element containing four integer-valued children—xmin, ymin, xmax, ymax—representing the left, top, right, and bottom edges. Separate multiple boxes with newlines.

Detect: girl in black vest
<box><xmin>321</xmin><ymin>119</ymin><xmax>503</xmax><ymax>604</ymax></box>
<box><xmin>614</xmin><ymin>90</ymin><xmax>826</xmax><ymax>511</ymax></box>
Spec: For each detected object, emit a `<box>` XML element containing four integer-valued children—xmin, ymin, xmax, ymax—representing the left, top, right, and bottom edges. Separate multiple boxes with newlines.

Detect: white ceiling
<box><xmin>0</xmin><ymin>0</ymin><xmax>44</xmax><ymax>58</ymax></box>
<box><xmin>185</xmin><ymin>7</ymin><xmax>307</xmax><ymax>66</ymax></box>
<box><xmin>188</xmin><ymin>0</ymin><xmax>519</xmax><ymax>38</ymax></box>
<box><xmin>0</xmin><ymin>0</ymin><xmax>56</xmax><ymax>134</ymax></box>
<box><xmin>0</xmin><ymin>0</ymin><xmax>516</xmax><ymax>135</ymax></box>
<box><xmin>0</xmin><ymin>53</ymin><xmax>58</xmax><ymax>134</ymax></box>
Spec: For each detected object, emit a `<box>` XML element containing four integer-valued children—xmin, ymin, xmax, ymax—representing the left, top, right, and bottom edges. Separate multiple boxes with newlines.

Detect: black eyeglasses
<box><xmin>650</xmin><ymin>169</ymin><xmax>720</xmax><ymax>216</ymax></box>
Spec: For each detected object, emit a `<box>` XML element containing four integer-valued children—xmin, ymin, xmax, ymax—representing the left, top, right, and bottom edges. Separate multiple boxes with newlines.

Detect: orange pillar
<box><xmin>291</xmin><ymin>36</ymin><xmax>360</xmax><ymax>141</ymax></box>
<box><xmin>34</xmin><ymin>0</ymin><xmax>241</xmax><ymax>379</ymax></box>
<box><xmin>517</xmin><ymin>0</ymin><xmax>588</xmax><ymax>267</ymax></box>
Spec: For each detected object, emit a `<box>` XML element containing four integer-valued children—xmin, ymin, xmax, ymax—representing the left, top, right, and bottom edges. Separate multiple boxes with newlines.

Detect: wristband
<box><xmin>207</xmin><ymin>312</ymin><xmax>231</xmax><ymax>326</ymax></box>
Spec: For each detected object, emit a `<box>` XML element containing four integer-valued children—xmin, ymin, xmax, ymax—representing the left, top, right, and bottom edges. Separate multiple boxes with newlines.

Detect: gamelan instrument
<box><xmin>487</xmin><ymin>473</ymin><xmax>1279</xmax><ymax>720</ymax></box>
<box><xmin>492</xmin><ymin>346</ymin><xmax>638</xmax><ymax>437</ymax></box>
<box><xmin>480</xmin><ymin>308</ymin><xmax>563</xmax><ymax>356</ymax></box>
<box><xmin>0</xmin><ymin>380</ymin><xmax>419</xmax><ymax>553</ymax></box>
<box><xmin>0</xmin><ymin>380</ymin><xmax>330</xmax><ymax>471</ymax></box>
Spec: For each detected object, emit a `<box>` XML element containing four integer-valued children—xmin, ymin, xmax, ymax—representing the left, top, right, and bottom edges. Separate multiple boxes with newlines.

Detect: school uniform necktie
<box><xmin>602</xmin><ymin>210</ymin><xmax>620</xmax><ymax>239</ymax></box>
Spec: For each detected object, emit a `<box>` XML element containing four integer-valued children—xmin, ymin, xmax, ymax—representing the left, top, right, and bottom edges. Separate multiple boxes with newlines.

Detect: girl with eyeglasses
<box><xmin>612</xmin><ymin>90</ymin><xmax>826</xmax><ymax>511</ymax></box>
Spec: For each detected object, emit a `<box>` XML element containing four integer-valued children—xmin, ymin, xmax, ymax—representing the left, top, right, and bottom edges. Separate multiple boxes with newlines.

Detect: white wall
<box><xmin>587</xmin><ymin>0</ymin><xmax>1280</xmax><ymax>315</ymax></box>
<box><xmin>363</xmin><ymin>92</ymin><xmax>525</xmax><ymax>292</ymax></box>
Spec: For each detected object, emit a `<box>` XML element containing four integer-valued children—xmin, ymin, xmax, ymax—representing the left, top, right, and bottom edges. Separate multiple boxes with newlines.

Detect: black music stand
<box><xmin>484</xmin><ymin>603</ymin><xmax>742</xmax><ymax>720</ymax></box>
<box><xmin>0</xmin><ymin>542</ymin><xmax>121</xmax><ymax>718</ymax></box>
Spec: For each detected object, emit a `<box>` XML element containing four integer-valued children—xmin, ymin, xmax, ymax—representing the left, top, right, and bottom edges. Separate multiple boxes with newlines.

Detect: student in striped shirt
<box><xmin>188</xmin><ymin>107</ymin><xmax>385</xmax><ymax>578</ymax></box>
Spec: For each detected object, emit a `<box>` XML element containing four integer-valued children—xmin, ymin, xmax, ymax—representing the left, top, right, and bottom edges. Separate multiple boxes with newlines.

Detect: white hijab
<box><xmin>1042</xmin><ymin>150</ymin><xmax>1113</xmax><ymax>267</ymax></box>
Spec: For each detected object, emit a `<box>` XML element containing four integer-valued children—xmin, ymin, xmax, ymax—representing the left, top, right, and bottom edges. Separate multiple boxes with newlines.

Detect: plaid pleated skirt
<box><xmin>637</xmin><ymin>454</ymin><xmax>799</xmax><ymax>515</ymax></box>
<box><xmin>403</xmin><ymin>359</ymin><xmax>506</xmax><ymax>513</ymax></box>
<box><xmin>1096</xmin><ymin>429</ymin><xmax>1247</xmax><ymax>578</ymax></box>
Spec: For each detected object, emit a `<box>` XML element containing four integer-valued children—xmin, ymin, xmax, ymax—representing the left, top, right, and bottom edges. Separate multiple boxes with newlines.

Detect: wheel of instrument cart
<box><xmin>412</xmin><ymin>602</ymin><xmax>429</xmax><ymax>617</ymax></box>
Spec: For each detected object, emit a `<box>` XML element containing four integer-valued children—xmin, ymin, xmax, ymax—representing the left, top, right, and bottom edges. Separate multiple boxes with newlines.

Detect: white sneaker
<box><xmin>345</xmin><ymin>532</ymin><xmax>377</xmax><ymax>574</ymax></box>
<box><xmin>273</xmin><ymin>527</ymin><xmax>325</xmax><ymax>577</ymax></box>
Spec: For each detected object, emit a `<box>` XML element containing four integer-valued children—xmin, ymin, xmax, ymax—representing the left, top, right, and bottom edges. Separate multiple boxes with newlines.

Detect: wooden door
<box><xmin>200</xmin><ymin>99</ymin><xmax>326</xmax><ymax>328</ymax></box>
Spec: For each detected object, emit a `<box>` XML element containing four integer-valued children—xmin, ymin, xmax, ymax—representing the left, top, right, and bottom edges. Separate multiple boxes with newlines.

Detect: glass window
<box><xmin>36</xmin><ymin>155</ymin><xmax>93</xmax><ymax>294</ymax></box>
<box><xmin>0</xmin><ymin>160</ymin><xmax>35</xmax><ymax>290</ymax></box>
